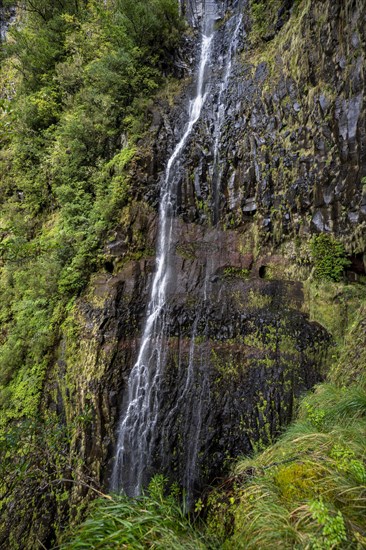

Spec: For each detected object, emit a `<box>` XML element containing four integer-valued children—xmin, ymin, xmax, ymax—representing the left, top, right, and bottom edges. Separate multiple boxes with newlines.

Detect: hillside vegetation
<box><xmin>0</xmin><ymin>0</ymin><xmax>183</xmax><ymax>545</ymax></box>
<box><xmin>0</xmin><ymin>0</ymin><xmax>183</xmax><ymax>421</ymax></box>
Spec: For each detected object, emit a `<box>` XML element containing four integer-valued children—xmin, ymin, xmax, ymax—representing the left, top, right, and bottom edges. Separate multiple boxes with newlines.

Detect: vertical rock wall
<box><xmin>55</xmin><ymin>0</ymin><xmax>360</xmax><ymax>498</ymax></box>
<box><xmin>174</xmin><ymin>0</ymin><xmax>366</xmax><ymax>253</ymax></box>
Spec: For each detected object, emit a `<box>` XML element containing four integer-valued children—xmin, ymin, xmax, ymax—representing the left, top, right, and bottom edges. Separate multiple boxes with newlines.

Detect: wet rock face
<box><xmin>181</xmin><ymin>0</ymin><xmax>244</xmax><ymax>27</ymax></box>
<box><xmin>52</xmin><ymin>0</ymin><xmax>360</xmax><ymax>501</ymax></box>
<box><xmin>154</xmin><ymin>0</ymin><xmax>366</xmax><ymax>250</ymax></box>
<box><xmin>147</xmin><ymin>234</ymin><xmax>328</xmax><ymax>495</ymax></box>
<box><xmin>64</xmin><ymin>216</ymin><xmax>329</xmax><ymax>497</ymax></box>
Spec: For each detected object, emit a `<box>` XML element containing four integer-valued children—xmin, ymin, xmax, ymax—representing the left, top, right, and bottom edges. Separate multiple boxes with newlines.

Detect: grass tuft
<box><xmin>206</xmin><ymin>382</ymin><xmax>366</xmax><ymax>548</ymax></box>
<box><xmin>63</xmin><ymin>475</ymin><xmax>217</xmax><ymax>549</ymax></box>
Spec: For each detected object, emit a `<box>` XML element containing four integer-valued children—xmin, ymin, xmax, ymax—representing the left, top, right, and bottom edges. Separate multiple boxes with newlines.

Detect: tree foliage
<box><xmin>0</xmin><ymin>2</ymin><xmax>183</xmax><ymax>544</ymax></box>
<box><xmin>0</xmin><ymin>0</ymin><xmax>183</xmax><ymax>417</ymax></box>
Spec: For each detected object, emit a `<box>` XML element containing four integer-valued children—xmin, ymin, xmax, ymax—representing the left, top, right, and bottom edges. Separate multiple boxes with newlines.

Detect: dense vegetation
<box><xmin>208</xmin><ymin>380</ymin><xmax>366</xmax><ymax>548</ymax></box>
<box><xmin>0</xmin><ymin>0</ymin><xmax>183</xmax><ymax>545</ymax></box>
<box><xmin>310</xmin><ymin>235</ymin><xmax>350</xmax><ymax>283</ymax></box>
<box><xmin>0</xmin><ymin>0</ymin><xmax>183</xmax><ymax>421</ymax></box>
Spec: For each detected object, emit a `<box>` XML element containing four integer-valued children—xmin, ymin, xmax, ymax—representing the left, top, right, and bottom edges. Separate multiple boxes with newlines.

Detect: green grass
<box><xmin>63</xmin><ymin>475</ymin><xmax>217</xmax><ymax>549</ymax></box>
<box><xmin>206</xmin><ymin>381</ymin><xmax>366</xmax><ymax>549</ymax></box>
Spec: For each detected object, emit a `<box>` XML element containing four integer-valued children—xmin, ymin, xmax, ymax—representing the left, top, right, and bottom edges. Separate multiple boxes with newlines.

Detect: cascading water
<box><xmin>211</xmin><ymin>11</ymin><xmax>243</xmax><ymax>224</ymax></box>
<box><xmin>111</xmin><ymin>5</ymin><xmax>216</xmax><ymax>497</ymax></box>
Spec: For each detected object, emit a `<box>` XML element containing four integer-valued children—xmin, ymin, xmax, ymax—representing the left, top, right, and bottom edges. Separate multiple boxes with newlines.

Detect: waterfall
<box><xmin>111</xmin><ymin>0</ymin><xmax>243</xmax><ymax>498</ymax></box>
<box><xmin>212</xmin><ymin>12</ymin><xmax>243</xmax><ymax>224</ymax></box>
<box><xmin>111</xmin><ymin>6</ymin><xmax>215</xmax><ymax>497</ymax></box>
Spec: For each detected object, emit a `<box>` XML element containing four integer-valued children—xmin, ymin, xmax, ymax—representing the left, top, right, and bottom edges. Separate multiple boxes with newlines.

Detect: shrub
<box><xmin>310</xmin><ymin>234</ymin><xmax>350</xmax><ymax>282</ymax></box>
<box><xmin>309</xmin><ymin>498</ymin><xmax>347</xmax><ymax>549</ymax></box>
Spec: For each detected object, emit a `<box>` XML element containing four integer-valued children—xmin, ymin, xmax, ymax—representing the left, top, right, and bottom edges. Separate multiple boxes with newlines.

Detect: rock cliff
<box><xmin>54</xmin><ymin>0</ymin><xmax>366</xmax><ymax>502</ymax></box>
<box><xmin>54</xmin><ymin>0</ymin><xmax>357</xmax><ymax>500</ymax></box>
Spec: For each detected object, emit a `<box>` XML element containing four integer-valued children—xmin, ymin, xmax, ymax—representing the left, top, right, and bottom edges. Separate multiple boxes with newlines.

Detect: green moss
<box><xmin>223</xmin><ymin>267</ymin><xmax>250</xmax><ymax>280</ymax></box>
<box><xmin>343</xmin><ymin>222</ymin><xmax>366</xmax><ymax>256</ymax></box>
<box><xmin>246</xmin><ymin>289</ymin><xmax>272</xmax><ymax>309</ymax></box>
<box><xmin>249</xmin><ymin>0</ymin><xmax>283</xmax><ymax>43</ymax></box>
<box><xmin>330</xmin><ymin>303</ymin><xmax>366</xmax><ymax>386</ymax></box>
<box><xmin>310</xmin><ymin>234</ymin><xmax>350</xmax><ymax>282</ymax></box>
<box><xmin>243</xmin><ymin>328</ymin><xmax>266</xmax><ymax>351</ymax></box>
<box><xmin>211</xmin><ymin>347</ymin><xmax>246</xmax><ymax>380</ymax></box>
<box><xmin>304</xmin><ymin>280</ymin><xmax>366</xmax><ymax>344</ymax></box>
<box><xmin>176</xmin><ymin>243</ymin><xmax>198</xmax><ymax>260</ymax></box>
<box><xmin>274</xmin><ymin>461</ymin><xmax>321</xmax><ymax>502</ymax></box>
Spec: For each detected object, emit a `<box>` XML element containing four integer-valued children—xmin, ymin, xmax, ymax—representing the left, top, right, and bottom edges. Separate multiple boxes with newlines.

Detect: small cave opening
<box><xmin>259</xmin><ymin>265</ymin><xmax>267</xmax><ymax>279</ymax></box>
<box><xmin>104</xmin><ymin>260</ymin><xmax>114</xmax><ymax>274</ymax></box>
<box><xmin>346</xmin><ymin>253</ymin><xmax>366</xmax><ymax>282</ymax></box>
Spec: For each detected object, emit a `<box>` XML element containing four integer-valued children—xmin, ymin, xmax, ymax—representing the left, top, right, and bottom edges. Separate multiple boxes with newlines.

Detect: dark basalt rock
<box><xmin>145</xmin><ymin>0</ymin><xmax>366</xmax><ymax>245</ymax></box>
<box><xmin>61</xmin><ymin>218</ymin><xmax>330</xmax><ymax>499</ymax></box>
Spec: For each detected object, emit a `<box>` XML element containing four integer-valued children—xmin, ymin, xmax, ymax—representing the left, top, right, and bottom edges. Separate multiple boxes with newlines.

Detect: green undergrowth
<box><xmin>0</xmin><ymin>412</ymin><xmax>96</xmax><ymax>548</ymax></box>
<box><xmin>64</xmin><ymin>475</ymin><xmax>216</xmax><ymax>550</ymax></box>
<box><xmin>305</xmin><ymin>281</ymin><xmax>366</xmax><ymax>345</ymax></box>
<box><xmin>331</xmin><ymin>304</ymin><xmax>366</xmax><ymax>386</ymax></box>
<box><xmin>206</xmin><ymin>380</ymin><xmax>366</xmax><ymax>549</ymax></box>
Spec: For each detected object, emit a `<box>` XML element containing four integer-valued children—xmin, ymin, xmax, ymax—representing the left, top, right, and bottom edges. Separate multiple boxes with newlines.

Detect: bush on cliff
<box><xmin>64</xmin><ymin>379</ymin><xmax>366</xmax><ymax>549</ymax></box>
<box><xmin>310</xmin><ymin>234</ymin><xmax>350</xmax><ymax>282</ymax></box>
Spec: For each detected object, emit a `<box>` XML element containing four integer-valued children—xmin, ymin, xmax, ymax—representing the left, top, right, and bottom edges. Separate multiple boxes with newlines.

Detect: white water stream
<box><xmin>111</xmin><ymin>1</ymin><xmax>243</xmax><ymax>498</ymax></box>
<box><xmin>111</xmin><ymin>19</ymin><xmax>214</xmax><ymax>497</ymax></box>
